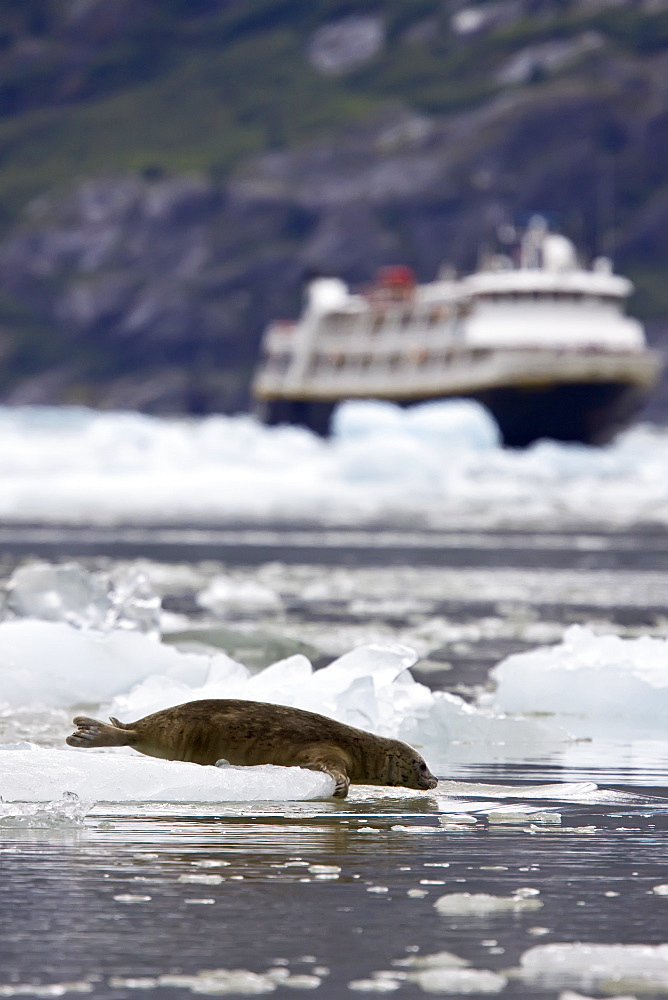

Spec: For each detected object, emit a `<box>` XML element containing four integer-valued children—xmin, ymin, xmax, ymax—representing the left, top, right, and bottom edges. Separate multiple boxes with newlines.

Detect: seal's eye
<box><xmin>419</xmin><ymin>763</ymin><xmax>427</xmax><ymax>771</ymax></box>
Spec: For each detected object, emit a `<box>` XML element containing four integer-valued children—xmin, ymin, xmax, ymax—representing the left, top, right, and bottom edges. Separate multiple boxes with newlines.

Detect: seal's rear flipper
<box><xmin>66</xmin><ymin>715</ymin><xmax>135</xmax><ymax>749</ymax></box>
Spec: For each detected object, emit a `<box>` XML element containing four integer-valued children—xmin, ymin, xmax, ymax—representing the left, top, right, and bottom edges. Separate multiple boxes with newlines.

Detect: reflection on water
<box><xmin>3</xmin><ymin>785</ymin><xmax>668</xmax><ymax>998</ymax></box>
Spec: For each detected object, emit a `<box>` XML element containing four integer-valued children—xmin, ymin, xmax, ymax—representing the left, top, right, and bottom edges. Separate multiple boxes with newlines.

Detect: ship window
<box><xmin>410</xmin><ymin>347</ymin><xmax>429</xmax><ymax>365</ymax></box>
<box><xmin>270</xmin><ymin>353</ymin><xmax>291</xmax><ymax>372</ymax></box>
<box><xmin>371</xmin><ymin>311</ymin><xmax>385</xmax><ymax>333</ymax></box>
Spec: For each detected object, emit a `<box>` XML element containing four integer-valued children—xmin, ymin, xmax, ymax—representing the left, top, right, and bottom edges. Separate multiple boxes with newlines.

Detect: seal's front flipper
<box><xmin>296</xmin><ymin>747</ymin><xmax>351</xmax><ymax>798</ymax></box>
<box><xmin>66</xmin><ymin>715</ymin><xmax>135</xmax><ymax>749</ymax></box>
<box><xmin>327</xmin><ymin>767</ymin><xmax>350</xmax><ymax>798</ymax></box>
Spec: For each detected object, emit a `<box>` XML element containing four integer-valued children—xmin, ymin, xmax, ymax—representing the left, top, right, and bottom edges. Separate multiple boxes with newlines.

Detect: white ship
<box><xmin>253</xmin><ymin>218</ymin><xmax>662</xmax><ymax>446</ymax></box>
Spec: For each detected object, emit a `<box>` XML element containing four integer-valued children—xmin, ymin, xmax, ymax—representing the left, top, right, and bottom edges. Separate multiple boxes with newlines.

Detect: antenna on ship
<box><xmin>520</xmin><ymin>215</ymin><xmax>548</xmax><ymax>269</ymax></box>
<box><xmin>596</xmin><ymin>156</ymin><xmax>616</xmax><ymax>264</ymax></box>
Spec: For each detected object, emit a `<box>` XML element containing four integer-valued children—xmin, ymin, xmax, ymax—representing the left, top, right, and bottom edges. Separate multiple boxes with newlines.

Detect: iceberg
<box><xmin>0</xmin><ymin>403</ymin><xmax>666</xmax><ymax>527</ymax></box>
<box><xmin>0</xmin><ymin>616</ymin><xmax>569</xmax><ymax>775</ymax></box>
<box><xmin>0</xmin><ymin>620</ymin><xmax>223</xmax><ymax>708</ymax></box>
<box><xmin>4</xmin><ymin>586</ymin><xmax>668</xmax><ymax>803</ymax></box>
<box><xmin>489</xmin><ymin>624</ymin><xmax>668</xmax><ymax>736</ymax></box>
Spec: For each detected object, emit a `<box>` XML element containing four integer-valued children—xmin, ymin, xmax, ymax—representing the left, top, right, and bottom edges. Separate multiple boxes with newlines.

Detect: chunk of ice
<box><xmin>0</xmin><ymin>980</ymin><xmax>95</xmax><ymax>996</ymax></box>
<box><xmin>0</xmin><ymin>620</ymin><xmax>237</xmax><ymax>708</ymax></box>
<box><xmin>558</xmin><ymin>993</ymin><xmax>637</xmax><ymax>1000</ymax></box>
<box><xmin>397</xmin><ymin>952</ymin><xmax>467</xmax><ymax>970</ymax></box>
<box><xmin>158</xmin><ymin>968</ymin><xmax>277</xmax><ymax>994</ymax></box>
<box><xmin>434</xmin><ymin>892</ymin><xmax>543</xmax><ymax>916</ymax></box>
<box><xmin>0</xmin><ymin>745</ymin><xmax>335</xmax><ymax>803</ymax></box>
<box><xmin>410</xmin><ymin>967</ymin><xmax>507</xmax><ymax>993</ymax></box>
<box><xmin>348</xmin><ymin>980</ymin><xmax>401</xmax><ymax>993</ymax></box>
<box><xmin>4</xmin><ymin>561</ymin><xmax>161</xmax><ymax>638</ymax></box>
<box><xmin>486</xmin><ymin>807</ymin><xmax>561</xmax><ymax>825</ymax></box>
<box><xmin>1</xmin><ymin>403</ymin><xmax>668</xmax><ymax>529</ymax></box>
<box><xmin>490</xmin><ymin>625</ymin><xmax>668</xmax><ymax>736</ymax></box>
<box><xmin>0</xmin><ymin>790</ymin><xmax>93</xmax><ymax>827</ymax></box>
<box><xmin>197</xmin><ymin>576</ymin><xmax>282</xmax><ymax>615</ymax></box>
<box><xmin>0</xmin><ymin>613</ymin><xmax>572</xmax><ymax>768</ymax></box>
<box><xmin>519</xmin><ymin>942</ymin><xmax>668</xmax><ymax>990</ymax></box>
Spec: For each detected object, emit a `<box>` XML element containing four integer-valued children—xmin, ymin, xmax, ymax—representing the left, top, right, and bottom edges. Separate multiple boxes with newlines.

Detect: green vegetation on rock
<box><xmin>0</xmin><ymin>0</ymin><xmax>664</xmax><ymax>414</ymax></box>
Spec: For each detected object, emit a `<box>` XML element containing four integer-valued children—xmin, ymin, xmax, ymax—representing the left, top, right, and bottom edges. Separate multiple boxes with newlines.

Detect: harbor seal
<box><xmin>66</xmin><ymin>698</ymin><xmax>438</xmax><ymax>798</ymax></box>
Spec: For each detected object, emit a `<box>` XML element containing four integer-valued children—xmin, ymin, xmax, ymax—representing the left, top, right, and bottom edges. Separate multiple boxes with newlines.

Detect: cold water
<box><xmin>2</xmin><ymin>401</ymin><xmax>668</xmax><ymax>997</ymax></box>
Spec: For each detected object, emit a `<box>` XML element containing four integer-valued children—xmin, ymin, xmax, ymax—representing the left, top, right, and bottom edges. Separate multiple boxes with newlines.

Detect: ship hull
<box><xmin>259</xmin><ymin>378</ymin><xmax>650</xmax><ymax>448</ymax></box>
<box><xmin>475</xmin><ymin>380</ymin><xmax>648</xmax><ymax>447</ymax></box>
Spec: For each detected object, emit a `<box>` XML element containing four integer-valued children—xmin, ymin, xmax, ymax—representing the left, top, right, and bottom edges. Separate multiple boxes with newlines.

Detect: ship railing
<box><xmin>255</xmin><ymin>342</ymin><xmax>660</xmax><ymax>397</ymax></box>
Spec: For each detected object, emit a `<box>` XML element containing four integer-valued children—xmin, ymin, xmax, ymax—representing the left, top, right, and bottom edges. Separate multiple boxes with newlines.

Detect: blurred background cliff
<box><xmin>0</xmin><ymin>0</ymin><xmax>666</xmax><ymax>419</ymax></box>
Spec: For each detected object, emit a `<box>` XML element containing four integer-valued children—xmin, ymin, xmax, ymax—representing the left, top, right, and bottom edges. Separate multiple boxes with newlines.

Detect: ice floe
<box><xmin>0</xmin><ymin>617</ymin><xmax>566</xmax><ymax>768</ymax></box>
<box><xmin>0</xmin><ymin>401</ymin><xmax>667</xmax><ymax>527</ymax></box>
<box><xmin>4</xmin><ymin>565</ymin><xmax>668</xmax><ymax>804</ymax></box>
<box><xmin>433</xmin><ymin>891</ymin><xmax>543</xmax><ymax>916</ymax></box>
<box><xmin>489</xmin><ymin>624</ymin><xmax>668</xmax><ymax>737</ymax></box>
<box><xmin>0</xmin><ymin>744</ymin><xmax>335</xmax><ymax>804</ymax></box>
<box><xmin>4</xmin><ymin>561</ymin><xmax>160</xmax><ymax>637</ymax></box>
<box><xmin>518</xmin><ymin>942</ymin><xmax>668</xmax><ymax>992</ymax></box>
<box><xmin>350</xmin><ymin>950</ymin><xmax>508</xmax><ymax>994</ymax></box>
<box><xmin>0</xmin><ymin>790</ymin><xmax>92</xmax><ymax>827</ymax></box>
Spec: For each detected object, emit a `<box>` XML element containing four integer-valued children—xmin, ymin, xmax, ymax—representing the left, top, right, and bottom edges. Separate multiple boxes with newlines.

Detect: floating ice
<box><xmin>486</xmin><ymin>806</ymin><xmax>561</xmax><ymax>824</ymax></box>
<box><xmin>331</xmin><ymin>399</ymin><xmax>498</xmax><ymax>491</ymax></box>
<box><xmin>0</xmin><ymin>744</ymin><xmax>335</xmax><ymax>803</ymax></box>
<box><xmin>4</xmin><ymin>605</ymin><xmax>668</xmax><ymax>797</ymax></box>
<box><xmin>358</xmin><ymin>951</ymin><xmax>508</xmax><ymax>995</ymax></box>
<box><xmin>437</xmin><ymin>780</ymin><xmax>638</xmax><ymax>804</ymax></box>
<box><xmin>178</xmin><ymin>873</ymin><xmax>224</xmax><ymax>885</ymax></box>
<box><xmin>0</xmin><ymin>403</ymin><xmax>667</xmax><ymax>527</ymax></box>
<box><xmin>434</xmin><ymin>891</ymin><xmax>543</xmax><ymax>916</ymax></box>
<box><xmin>348</xmin><ymin>980</ymin><xmax>401</xmax><ymax>993</ymax></box>
<box><xmin>409</xmin><ymin>967</ymin><xmax>507</xmax><ymax>994</ymax></box>
<box><xmin>0</xmin><ymin>620</ymin><xmax>224</xmax><ymax>707</ymax></box>
<box><xmin>558</xmin><ymin>994</ymin><xmax>638</xmax><ymax>1000</ymax></box>
<box><xmin>0</xmin><ymin>980</ymin><xmax>95</xmax><ymax>997</ymax></box>
<box><xmin>197</xmin><ymin>576</ymin><xmax>282</xmax><ymax>615</ymax></box>
<box><xmin>0</xmin><ymin>790</ymin><xmax>92</xmax><ymax>827</ymax></box>
<box><xmin>115</xmin><ymin>968</ymin><xmax>281</xmax><ymax>994</ymax></box>
<box><xmin>0</xmin><ymin>615</ymin><xmax>570</xmax><ymax>773</ymax></box>
<box><xmin>397</xmin><ymin>952</ymin><xmax>468</xmax><ymax>970</ymax></box>
<box><xmin>3</xmin><ymin>561</ymin><xmax>161</xmax><ymax>637</ymax></box>
<box><xmin>519</xmin><ymin>942</ymin><xmax>668</xmax><ymax>991</ymax></box>
<box><xmin>489</xmin><ymin>625</ymin><xmax>668</xmax><ymax>736</ymax></box>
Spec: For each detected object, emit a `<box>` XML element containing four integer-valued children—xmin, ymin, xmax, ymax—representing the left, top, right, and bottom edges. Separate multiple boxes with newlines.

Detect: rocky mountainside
<box><xmin>0</xmin><ymin>0</ymin><xmax>666</xmax><ymax>418</ymax></box>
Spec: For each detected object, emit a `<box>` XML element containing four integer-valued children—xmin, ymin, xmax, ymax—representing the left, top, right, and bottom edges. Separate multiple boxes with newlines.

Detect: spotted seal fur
<box><xmin>66</xmin><ymin>698</ymin><xmax>438</xmax><ymax>798</ymax></box>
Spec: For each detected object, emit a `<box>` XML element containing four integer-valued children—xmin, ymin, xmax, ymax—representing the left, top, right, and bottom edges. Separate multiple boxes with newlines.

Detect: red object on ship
<box><xmin>376</xmin><ymin>265</ymin><xmax>416</xmax><ymax>289</ymax></box>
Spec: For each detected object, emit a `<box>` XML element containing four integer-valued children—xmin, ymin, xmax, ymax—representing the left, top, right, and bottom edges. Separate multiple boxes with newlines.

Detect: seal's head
<box><xmin>416</xmin><ymin>758</ymin><xmax>439</xmax><ymax>790</ymax></box>
<box><xmin>382</xmin><ymin>741</ymin><xmax>438</xmax><ymax>791</ymax></box>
